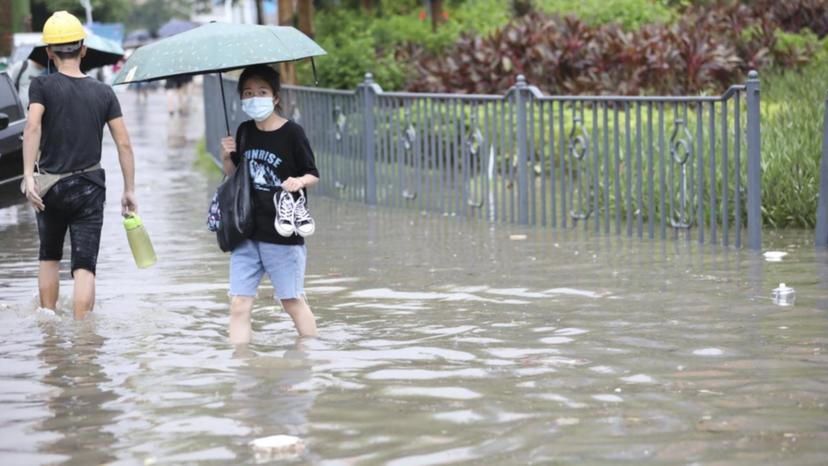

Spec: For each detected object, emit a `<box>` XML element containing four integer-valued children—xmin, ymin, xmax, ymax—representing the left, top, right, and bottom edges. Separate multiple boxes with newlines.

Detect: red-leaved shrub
<box><xmin>404</xmin><ymin>0</ymin><xmax>825</xmax><ymax>95</ymax></box>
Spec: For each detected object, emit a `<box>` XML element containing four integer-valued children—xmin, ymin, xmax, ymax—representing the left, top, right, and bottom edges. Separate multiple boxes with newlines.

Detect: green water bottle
<box><xmin>123</xmin><ymin>214</ymin><xmax>157</xmax><ymax>268</ymax></box>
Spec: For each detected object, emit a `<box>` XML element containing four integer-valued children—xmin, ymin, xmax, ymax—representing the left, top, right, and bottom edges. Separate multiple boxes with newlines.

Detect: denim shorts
<box><xmin>229</xmin><ymin>240</ymin><xmax>307</xmax><ymax>300</ymax></box>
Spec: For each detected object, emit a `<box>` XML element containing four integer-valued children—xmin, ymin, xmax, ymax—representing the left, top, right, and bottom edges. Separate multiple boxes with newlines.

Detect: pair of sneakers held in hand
<box><xmin>274</xmin><ymin>189</ymin><xmax>315</xmax><ymax>237</ymax></box>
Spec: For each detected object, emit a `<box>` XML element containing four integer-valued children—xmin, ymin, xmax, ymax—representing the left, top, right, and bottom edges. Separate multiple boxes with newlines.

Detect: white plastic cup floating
<box><xmin>771</xmin><ymin>283</ymin><xmax>795</xmax><ymax>306</ymax></box>
<box><xmin>250</xmin><ymin>435</ymin><xmax>304</xmax><ymax>462</ymax></box>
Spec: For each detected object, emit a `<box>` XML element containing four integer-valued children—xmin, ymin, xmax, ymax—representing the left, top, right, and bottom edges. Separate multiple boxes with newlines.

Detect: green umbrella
<box><xmin>112</xmin><ymin>22</ymin><xmax>325</xmax><ymax>135</ymax></box>
<box><xmin>29</xmin><ymin>28</ymin><xmax>125</xmax><ymax>72</ymax></box>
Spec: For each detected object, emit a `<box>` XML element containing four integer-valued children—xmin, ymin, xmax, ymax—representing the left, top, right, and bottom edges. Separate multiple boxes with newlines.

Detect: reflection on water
<box><xmin>1</xmin><ymin>88</ymin><xmax>828</xmax><ymax>464</ymax></box>
<box><xmin>233</xmin><ymin>341</ymin><xmax>317</xmax><ymax>462</ymax></box>
<box><xmin>37</xmin><ymin>319</ymin><xmax>117</xmax><ymax>465</ymax></box>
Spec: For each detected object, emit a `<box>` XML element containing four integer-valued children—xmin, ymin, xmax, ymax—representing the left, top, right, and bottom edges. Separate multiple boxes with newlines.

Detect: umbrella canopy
<box><xmin>112</xmin><ymin>22</ymin><xmax>325</xmax><ymax>85</ymax></box>
<box><xmin>29</xmin><ymin>29</ymin><xmax>125</xmax><ymax>72</ymax></box>
<box><xmin>12</xmin><ymin>44</ymin><xmax>35</xmax><ymax>64</ymax></box>
<box><xmin>158</xmin><ymin>19</ymin><xmax>197</xmax><ymax>38</ymax></box>
<box><xmin>123</xmin><ymin>29</ymin><xmax>152</xmax><ymax>49</ymax></box>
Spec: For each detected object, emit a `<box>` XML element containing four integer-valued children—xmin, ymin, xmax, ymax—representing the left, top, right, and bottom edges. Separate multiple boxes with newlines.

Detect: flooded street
<box><xmin>1</xmin><ymin>87</ymin><xmax>828</xmax><ymax>465</ymax></box>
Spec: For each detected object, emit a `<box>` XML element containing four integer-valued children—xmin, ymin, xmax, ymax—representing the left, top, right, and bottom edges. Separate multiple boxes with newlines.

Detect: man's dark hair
<box><xmin>237</xmin><ymin>64</ymin><xmax>281</xmax><ymax>97</ymax></box>
<box><xmin>54</xmin><ymin>49</ymin><xmax>81</xmax><ymax>60</ymax></box>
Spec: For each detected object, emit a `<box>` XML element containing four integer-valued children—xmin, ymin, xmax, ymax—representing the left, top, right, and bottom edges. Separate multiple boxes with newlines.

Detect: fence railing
<box><xmin>816</xmin><ymin>92</ymin><xmax>828</xmax><ymax>248</ymax></box>
<box><xmin>204</xmin><ymin>72</ymin><xmax>763</xmax><ymax>249</ymax></box>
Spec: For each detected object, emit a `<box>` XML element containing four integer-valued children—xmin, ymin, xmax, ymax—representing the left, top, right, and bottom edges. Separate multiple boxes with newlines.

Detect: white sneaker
<box><xmin>293</xmin><ymin>189</ymin><xmax>315</xmax><ymax>237</ymax></box>
<box><xmin>274</xmin><ymin>190</ymin><xmax>296</xmax><ymax>237</ymax></box>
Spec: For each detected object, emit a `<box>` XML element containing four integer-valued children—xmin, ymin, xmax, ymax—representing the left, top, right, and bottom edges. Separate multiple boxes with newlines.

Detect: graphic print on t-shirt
<box><xmin>244</xmin><ymin>148</ymin><xmax>283</xmax><ymax>190</ymax></box>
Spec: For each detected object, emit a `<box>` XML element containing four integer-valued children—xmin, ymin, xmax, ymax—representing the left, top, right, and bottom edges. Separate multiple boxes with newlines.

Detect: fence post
<box><xmin>746</xmin><ymin>70</ymin><xmax>762</xmax><ymax>250</ymax></box>
<box><xmin>515</xmin><ymin>75</ymin><xmax>529</xmax><ymax>225</ymax></box>
<box><xmin>360</xmin><ymin>73</ymin><xmax>380</xmax><ymax>205</ymax></box>
<box><xmin>816</xmin><ymin>92</ymin><xmax>828</xmax><ymax>248</ymax></box>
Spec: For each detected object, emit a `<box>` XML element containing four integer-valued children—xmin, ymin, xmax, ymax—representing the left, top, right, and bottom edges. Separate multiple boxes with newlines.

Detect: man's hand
<box><xmin>24</xmin><ymin>176</ymin><xmax>45</xmax><ymax>212</ymax></box>
<box><xmin>122</xmin><ymin>191</ymin><xmax>138</xmax><ymax>216</ymax></box>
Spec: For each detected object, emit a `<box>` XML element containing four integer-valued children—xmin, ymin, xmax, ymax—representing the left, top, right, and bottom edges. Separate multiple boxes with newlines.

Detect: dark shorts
<box><xmin>36</xmin><ymin>172</ymin><xmax>106</xmax><ymax>275</ymax></box>
<box><xmin>165</xmin><ymin>75</ymin><xmax>192</xmax><ymax>90</ymax></box>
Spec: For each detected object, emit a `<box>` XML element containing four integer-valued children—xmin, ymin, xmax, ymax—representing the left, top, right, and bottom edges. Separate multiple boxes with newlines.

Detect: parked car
<box><xmin>0</xmin><ymin>71</ymin><xmax>26</xmax><ymax>207</ymax></box>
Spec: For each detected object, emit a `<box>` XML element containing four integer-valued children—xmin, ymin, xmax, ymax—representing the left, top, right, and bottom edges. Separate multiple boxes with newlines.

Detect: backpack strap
<box><xmin>231</xmin><ymin>120</ymin><xmax>250</xmax><ymax>166</ymax></box>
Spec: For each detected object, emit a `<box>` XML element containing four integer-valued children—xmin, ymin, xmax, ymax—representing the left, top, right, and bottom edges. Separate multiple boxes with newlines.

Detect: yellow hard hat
<box><xmin>42</xmin><ymin>11</ymin><xmax>86</xmax><ymax>45</ymax></box>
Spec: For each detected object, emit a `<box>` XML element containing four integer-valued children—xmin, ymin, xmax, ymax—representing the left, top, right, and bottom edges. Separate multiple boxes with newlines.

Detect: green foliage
<box><xmin>534</xmin><ymin>0</ymin><xmax>676</xmax><ymax>29</ymax></box>
<box><xmin>194</xmin><ymin>137</ymin><xmax>223</xmax><ymax>177</ymax></box>
<box><xmin>760</xmin><ymin>46</ymin><xmax>827</xmax><ymax>228</ymax></box>
<box><xmin>438</xmin><ymin>0</ymin><xmax>515</xmax><ymax>44</ymax></box>
<box><xmin>775</xmin><ymin>28</ymin><xmax>820</xmax><ymax>53</ymax></box>
<box><xmin>371</xmin><ymin>12</ymin><xmax>453</xmax><ymax>52</ymax></box>
<box><xmin>307</xmin><ymin>0</ymin><xmax>515</xmax><ymax>90</ymax></box>
<box><xmin>299</xmin><ymin>8</ymin><xmax>408</xmax><ymax>90</ymax></box>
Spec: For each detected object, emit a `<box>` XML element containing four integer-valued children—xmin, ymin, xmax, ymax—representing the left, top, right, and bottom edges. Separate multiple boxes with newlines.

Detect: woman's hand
<box><xmin>281</xmin><ymin>177</ymin><xmax>305</xmax><ymax>193</ymax></box>
<box><xmin>220</xmin><ymin>137</ymin><xmax>236</xmax><ymax>161</ymax></box>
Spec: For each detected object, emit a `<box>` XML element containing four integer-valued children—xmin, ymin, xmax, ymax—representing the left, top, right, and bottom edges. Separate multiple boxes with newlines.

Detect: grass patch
<box><xmin>761</xmin><ymin>46</ymin><xmax>827</xmax><ymax>228</ymax></box>
<box><xmin>194</xmin><ymin>137</ymin><xmax>223</xmax><ymax>179</ymax></box>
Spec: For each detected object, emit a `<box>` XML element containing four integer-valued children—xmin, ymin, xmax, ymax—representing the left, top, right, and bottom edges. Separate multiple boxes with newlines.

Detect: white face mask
<box><xmin>241</xmin><ymin>97</ymin><xmax>275</xmax><ymax>122</ymax></box>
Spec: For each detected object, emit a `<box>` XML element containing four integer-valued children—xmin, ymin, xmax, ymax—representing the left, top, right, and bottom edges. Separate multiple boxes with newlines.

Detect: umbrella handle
<box><xmin>311</xmin><ymin>58</ymin><xmax>319</xmax><ymax>87</ymax></box>
<box><xmin>218</xmin><ymin>71</ymin><xmax>231</xmax><ymax>136</ymax></box>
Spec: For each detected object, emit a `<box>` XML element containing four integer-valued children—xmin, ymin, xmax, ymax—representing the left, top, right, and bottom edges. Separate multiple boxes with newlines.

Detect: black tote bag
<box><xmin>216</xmin><ymin>123</ymin><xmax>254</xmax><ymax>252</ymax></box>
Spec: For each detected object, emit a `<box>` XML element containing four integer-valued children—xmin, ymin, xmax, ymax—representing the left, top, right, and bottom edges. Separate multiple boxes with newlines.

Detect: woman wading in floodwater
<box><xmin>219</xmin><ymin>65</ymin><xmax>319</xmax><ymax>342</ymax></box>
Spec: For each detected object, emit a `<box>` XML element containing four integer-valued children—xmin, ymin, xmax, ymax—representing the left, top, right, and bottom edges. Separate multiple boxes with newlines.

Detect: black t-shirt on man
<box><xmin>232</xmin><ymin>120</ymin><xmax>319</xmax><ymax>245</ymax></box>
<box><xmin>29</xmin><ymin>72</ymin><xmax>122</xmax><ymax>174</ymax></box>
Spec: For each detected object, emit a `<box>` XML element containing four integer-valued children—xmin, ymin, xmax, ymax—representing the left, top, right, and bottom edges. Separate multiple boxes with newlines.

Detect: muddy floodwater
<box><xmin>1</xmin><ymin>88</ymin><xmax>827</xmax><ymax>465</ymax></box>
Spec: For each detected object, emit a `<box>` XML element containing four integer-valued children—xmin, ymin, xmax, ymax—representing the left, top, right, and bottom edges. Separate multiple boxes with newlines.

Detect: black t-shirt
<box><xmin>232</xmin><ymin>120</ymin><xmax>319</xmax><ymax>245</ymax></box>
<box><xmin>29</xmin><ymin>72</ymin><xmax>122</xmax><ymax>174</ymax></box>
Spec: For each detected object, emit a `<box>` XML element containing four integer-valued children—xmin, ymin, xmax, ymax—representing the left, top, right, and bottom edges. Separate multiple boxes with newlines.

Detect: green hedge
<box><xmin>760</xmin><ymin>44</ymin><xmax>827</xmax><ymax>228</ymax></box>
<box><xmin>303</xmin><ymin>0</ymin><xmax>678</xmax><ymax>90</ymax></box>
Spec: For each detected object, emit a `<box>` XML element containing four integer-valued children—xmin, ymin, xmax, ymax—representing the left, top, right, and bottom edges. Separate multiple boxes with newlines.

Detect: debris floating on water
<box><xmin>771</xmin><ymin>283</ymin><xmax>795</xmax><ymax>306</ymax></box>
<box><xmin>250</xmin><ymin>435</ymin><xmax>305</xmax><ymax>462</ymax></box>
<box><xmin>763</xmin><ymin>251</ymin><xmax>788</xmax><ymax>262</ymax></box>
<box><xmin>509</xmin><ymin>234</ymin><xmax>527</xmax><ymax>241</ymax></box>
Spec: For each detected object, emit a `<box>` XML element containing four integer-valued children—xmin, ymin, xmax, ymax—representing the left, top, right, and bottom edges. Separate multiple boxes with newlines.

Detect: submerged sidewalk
<box><xmin>0</xmin><ymin>88</ymin><xmax>827</xmax><ymax>465</ymax></box>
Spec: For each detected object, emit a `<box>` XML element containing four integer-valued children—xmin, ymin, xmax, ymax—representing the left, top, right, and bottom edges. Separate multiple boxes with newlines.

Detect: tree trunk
<box><xmin>255</xmin><ymin>0</ymin><xmax>265</xmax><ymax>24</ymax></box>
<box><xmin>278</xmin><ymin>0</ymin><xmax>297</xmax><ymax>85</ymax></box>
<box><xmin>1</xmin><ymin>1</ymin><xmax>12</xmax><ymax>56</ymax></box>
<box><xmin>361</xmin><ymin>0</ymin><xmax>374</xmax><ymax>13</ymax></box>
<box><xmin>297</xmin><ymin>0</ymin><xmax>314</xmax><ymax>37</ymax></box>
<box><xmin>431</xmin><ymin>0</ymin><xmax>444</xmax><ymax>33</ymax></box>
<box><xmin>278</xmin><ymin>0</ymin><xmax>294</xmax><ymax>26</ymax></box>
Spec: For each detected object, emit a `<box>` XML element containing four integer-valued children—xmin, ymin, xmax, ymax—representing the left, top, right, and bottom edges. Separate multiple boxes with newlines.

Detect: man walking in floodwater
<box><xmin>22</xmin><ymin>11</ymin><xmax>138</xmax><ymax>319</ymax></box>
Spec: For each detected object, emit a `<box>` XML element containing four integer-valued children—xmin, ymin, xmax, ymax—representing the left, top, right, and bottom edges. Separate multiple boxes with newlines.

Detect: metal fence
<box><xmin>817</xmin><ymin>92</ymin><xmax>828</xmax><ymax>248</ymax></box>
<box><xmin>204</xmin><ymin>72</ymin><xmax>763</xmax><ymax>249</ymax></box>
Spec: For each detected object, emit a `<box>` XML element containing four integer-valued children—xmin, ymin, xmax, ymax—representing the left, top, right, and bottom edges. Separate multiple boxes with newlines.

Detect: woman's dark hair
<box><xmin>237</xmin><ymin>64</ymin><xmax>281</xmax><ymax>97</ymax></box>
<box><xmin>237</xmin><ymin>64</ymin><xmax>282</xmax><ymax>113</ymax></box>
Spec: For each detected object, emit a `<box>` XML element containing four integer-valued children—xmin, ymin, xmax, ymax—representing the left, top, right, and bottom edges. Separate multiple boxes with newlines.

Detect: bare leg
<box><xmin>177</xmin><ymin>86</ymin><xmax>187</xmax><ymax>114</ymax></box>
<box><xmin>38</xmin><ymin>260</ymin><xmax>60</xmax><ymax>310</ymax></box>
<box><xmin>72</xmin><ymin>269</ymin><xmax>96</xmax><ymax>320</ymax></box>
<box><xmin>166</xmin><ymin>89</ymin><xmax>176</xmax><ymax>115</ymax></box>
<box><xmin>229</xmin><ymin>296</ymin><xmax>255</xmax><ymax>344</ymax></box>
<box><xmin>281</xmin><ymin>297</ymin><xmax>317</xmax><ymax>337</ymax></box>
